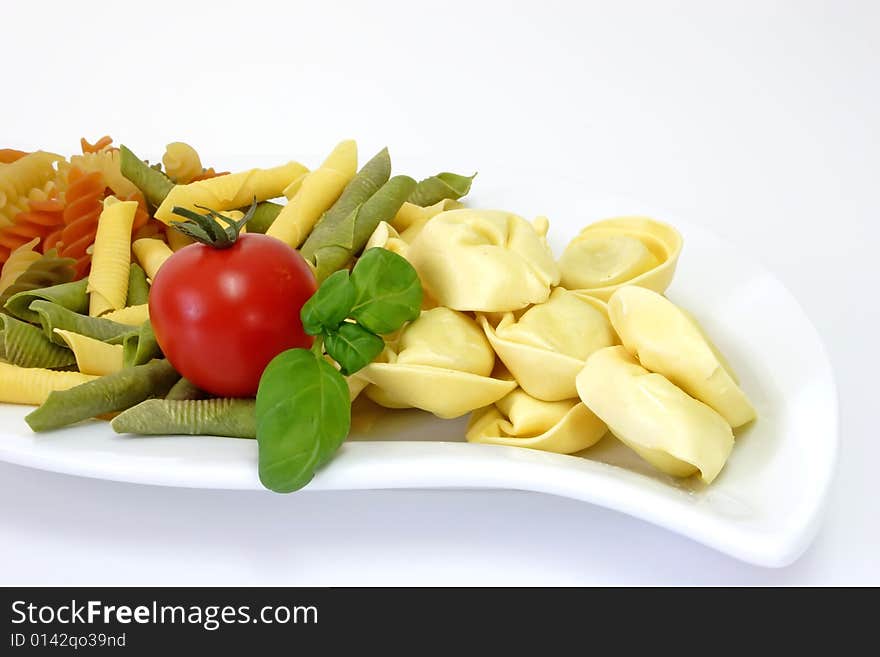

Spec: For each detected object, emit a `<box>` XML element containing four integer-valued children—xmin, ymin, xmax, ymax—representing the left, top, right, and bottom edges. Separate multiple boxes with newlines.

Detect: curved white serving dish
<box><xmin>0</xmin><ymin>182</ymin><xmax>838</xmax><ymax>567</ymax></box>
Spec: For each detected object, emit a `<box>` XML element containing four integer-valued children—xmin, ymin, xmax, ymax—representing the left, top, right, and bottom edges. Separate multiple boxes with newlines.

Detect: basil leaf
<box><xmin>349</xmin><ymin>247</ymin><xmax>422</xmax><ymax>334</ymax></box>
<box><xmin>408</xmin><ymin>171</ymin><xmax>476</xmax><ymax>206</ymax></box>
<box><xmin>300</xmin><ymin>270</ymin><xmax>356</xmax><ymax>336</ymax></box>
<box><xmin>255</xmin><ymin>348</ymin><xmax>351</xmax><ymax>493</ymax></box>
<box><xmin>325</xmin><ymin>322</ymin><xmax>385</xmax><ymax>375</ymax></box>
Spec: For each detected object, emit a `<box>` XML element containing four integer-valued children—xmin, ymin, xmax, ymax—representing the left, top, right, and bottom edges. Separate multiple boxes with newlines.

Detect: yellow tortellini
<box><xmin>608</xmin><ymin>285</ymin><xmax>756</xmax><ymax>428</ymax></box>
<box><xmin>364</xmin><ymin>221</ymin><xmax>408</xmax><ymax>258</ymax></box>
<box><xmin>576</xmin><ymin>346</ymin><xmax>734</xmax><ymax>484</ymax></box>
<box><xmin>479</xmin><ymin>288</ymin><xmax>618</xmax><ymax>401</ymax></box>
<box><xmin>406</xmin><ymin>209</ymin><xmax>560</xmax><ymax>312</ymax></box>
<box><xmin>559</xmin><ymin>217</ymin><xmax>682</xmax><ymax>300</ymax></box>
<box><xmin>360</xmin><ymin>307</ymin><xmax>516</xmax><ymax>419</ymax></box>
<box><xmin>391</xmin><ymin>199</ymin><xmax>462</xmax><ymax>242</ymax></box>
<box><xmin>467</xmin><ymin>388</ymin><xmax>607</xmax><ymax>454</ymax></box>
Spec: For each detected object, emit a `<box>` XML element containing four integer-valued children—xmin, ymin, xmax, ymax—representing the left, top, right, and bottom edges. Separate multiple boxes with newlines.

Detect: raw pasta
<box><xmin>53</xmin><ymin>329</ymin><xmax>124</xmax><ymax>376</ymax></box>
<box><xmin>0</xmin><ymin>151</ymin><xmax>64</xmax><ymax>227</ymax></box>
<box><xmin>266</xmin><ymin>140</ymin><xmax>357</xmax><ymax>248</ymax></box>
<box><xmin>0</xmin><ymin>182</ymin><xmax>65</xmax><ymax>263</ymax></box>
<box><xmin>3</xmin><ymin>277</ymin><xmax>89</xmax><ymax>324</ymax></box>
<box><xmin>559</xmin><ymin>217</ymin><xmax>682</xmax><ymax>300</ymax></box>
<box><xmin>406</xmin><ymin>209</ymin><xmax>559</xmax><ymax>312</ymax></box>
<box><xmin>0</xmin><ymin>361</ymin><xmax>96</xmax><ymax>405</ymax></box>
<box><xmin>576</xmin><ymin>346</ymin><xmax>734</xmax><ymax>484</ymax></box>
<box><xmin>361</xmin><ymin>307</ymin><xmax>516</xmax><ymax>418</ymax></box>
<box><xmin>102</xmin><ymin>304</ymin><xmax>149</xmax><ymax>326</ymax></box>
<box><xmin>132</xmin><ymin>238</ymin><xmax>172</xmax><ymax>279</ymax></box>
<box><xmin>162</xmin><ymin>142</ymin><xmax>204</xmax><ymax>184</ymax></box>
<box><xmin>0</xmin><ymin>246</ymin><xmax>75</xmax><ymax>309</ymax></box>
<box><xmin>88</xmin><ymin>197</ymin><xmax>138</xmax><ymax>316</ymax></box>
<box><xmin>467</xmin><ymin>388</ymin><xmax>607</xmax><ymax>454</ymax></box>
<box><xmin>479</xmin><ymin>288</ymin><xmax>618</xmax><ymax>401</ymax></box>
<box><xmin>607</xmin><ymin>285</ymin><xmax>756</xmax><ymax>427</ymax></box>
<box><xmin>154</xmin><ymin>160</ymin><xmax>308</xmax><ymax>224</ymax></box>
<box><xmin>1</xmin><ymin>314</ymin><xmax>75</xmax><ymax>369</ymax></box>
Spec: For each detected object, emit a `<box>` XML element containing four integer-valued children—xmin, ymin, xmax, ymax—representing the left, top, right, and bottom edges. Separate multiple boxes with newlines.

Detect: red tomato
<box><xmin>149</xmin><ymin>234</ymin><xmax>316</xmax><ymax>397</ymax></box>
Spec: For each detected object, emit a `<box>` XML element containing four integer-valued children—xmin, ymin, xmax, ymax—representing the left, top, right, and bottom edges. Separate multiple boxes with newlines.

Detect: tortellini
<box><xmin>364</xmin><ymin>221</ymin><xmax>408</xmax><ymax>258</ymax></box>
<box><xmin>467</xmin><ymin>388</ymin><xmax>607</xmax><ymax>454</ymax></box>
<box><xmin>559</xmin><ymin>217</ymin><xmax>682</xmax><ymax>300</ymax></box>
<box><xmin>406</xmin><ymin>209</ymin><xmax>560</xmax><ymax>312</ymax></box>
<box><xmin>608</xmin><ymin>286</ymin><xmax>756</xmax><ymax>427</ymax></box>
<box><xmin>576</xmin><ymin>346</ymin><xmax>734</xmax><ymax>484</ymax></box>
<box><xmin>479</xmin><ymin>288</ymin><xmax>618</xmax><ymax>401</ymax></box>
<box><xmin>360</xmin><ymin>307</ymin><xmax>516</xmax><ymax>418</ymax></box>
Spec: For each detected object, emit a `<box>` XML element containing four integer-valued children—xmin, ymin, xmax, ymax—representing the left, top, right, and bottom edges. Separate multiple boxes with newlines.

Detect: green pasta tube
<box><xmin>301</xmin><ymin>173</ymin><xmax>416</xmax><ymax>282</ymax></box>
<box><xmin>119</xmin><ymin>321</ymin><xmax>161</xmax><ymax>367</ymax></box>
<box><xmin>25</xmin><ymin>359</ymin><xmax>180</xmax><ymax>432</ymax></box>
<box><xmin>408</xmin><ymin>172</ymin><xmax>476</xmax><ymax>206</ymax></box>
<box><xmin>126</xmin><ymin>263</ymin><xmax>150</xmax><ymax>306</ymax></box>
<box><xmin>111</xmin><ymin>398</ymin><xmax>256</xmax><ymax>438</ymax></box>
<box><xmin>120</xmin><ymin>145</ymin><xmax>175</xmax><ymax>210</ymax></box>
<box><xmin>0</xmin><ymin>315</ymin><xmax>75</xmax><ymax>369</ymax></box>
<box><xmin>30</xmin><ymin>300</ymin><xmax>131</xmax><ymax>346</ymax></box>
<box><xmin>165</xmin><ymin>377</ymin><xmax>210</xmax><ymax>401</ymax></box>
<box><xmin>121</xmin><ymin>144</ymin><xmax>282</xmax><ymax>232</ymax></box>
<box><xmin>300</xmin><ymin>148</ymin><xmax>391</xmax><ymax>266</ymax></box>
<box><xmin>246</xmin><ymin>201</ymin><xmax>283</xmax><ymax>234</ymax></box>
<box><xmin>0</xmin><ymin>250</ymin><xmax>76</xmax><ymax>310</ymax></box>
<box><xmin>3</xmin><ymin>278</ymin><xmax>89</xmax><ymax>324</ymax></box>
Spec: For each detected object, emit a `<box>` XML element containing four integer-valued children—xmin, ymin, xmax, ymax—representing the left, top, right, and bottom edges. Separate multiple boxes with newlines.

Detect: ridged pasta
<box><xmin>88</xmin><ymin>197</ymin><xmax>138</xmax><ymax>316</ymax></box>
<box><xmin>1</xmin><ymin>314</ymin><xmax>75</xmax><ymax>369</ymax></box>
<box><xmin>0</xmin><ymin>237</ymin><xmax>41</xmax><ymax>294</ymax></box>
<box><xmin>0</xmin><ymin>360</ymin><xmax>96</xmax><ymax>405</ymax></box>
<box><xmin>0</xmin><ymin>181</ymin><xmax>65</xmax><ymax>264</ymax></box>
<box><xmin>53</xmin><ymin>328</ymin><xmax>124</xmax><ymax>376</ymax></box>
<box><xmin>0</xmin><ymin>247</ymin><xmax>76</xmax><ymax>308</ymax></box>
<box><xmin>132</xmin><ymin>238</ymin><xmax>173</xmax><ymax>279</ymax></box>
<box><xmin>102</xmin><ymin>304</ymin><xmax>149</xmax><ymax>326</ymax></box>
<box><xmin>0</xmin><ymin>151</ymin><xmax>65</xmax><ymax>227</ymax></box>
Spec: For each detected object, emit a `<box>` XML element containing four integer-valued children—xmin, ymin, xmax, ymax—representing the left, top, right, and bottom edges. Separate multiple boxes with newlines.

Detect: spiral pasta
<box><xmin>0</xmin><ymin>182</ymin><xmax>65</xmax><ymax>265</ymax></box>
<box><xmin>0</xmin><ymin>149</ymin><xmax>28</xmax><ymax>164</ymax></box>
<box><xmin>58</xmin><ymin>167</ymin><xmax>104</xmax><ymax>278</ymax></box>
<box><xmin>0</xmin><ymin>151</ymin><xmax>65</xmax><ymax>227</ymax></box>
<box><xmin>70</xmin><ymin>137</ymin><xmax>140</xmax><ymax>200</ymax></box>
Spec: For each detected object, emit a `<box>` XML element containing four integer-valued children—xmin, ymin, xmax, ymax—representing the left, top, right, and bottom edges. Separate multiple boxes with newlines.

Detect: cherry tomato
<box><xmin>149</xmin><ymin>233</ymin><xmax>317</xmax><ymax>397</ymax></box>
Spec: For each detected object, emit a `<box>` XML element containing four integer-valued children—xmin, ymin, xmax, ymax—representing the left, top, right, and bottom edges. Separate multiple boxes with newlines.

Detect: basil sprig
<box><xmin>256</xmin><ymin>248</ymin><xmax>423</xmax><ymax>493</ymax></box>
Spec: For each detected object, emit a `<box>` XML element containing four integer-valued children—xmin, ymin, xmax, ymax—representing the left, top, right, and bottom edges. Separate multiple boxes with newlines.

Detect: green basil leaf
<box><xmin>349</xmin><ymin>247</ymin><xmax>422</xmax><ymax>335</ymax></box>
<box><xmin>408</xmin><ymin>171</ymin><xmax>476</xmax><ymax>206</ymax></box>
<box><xmin>255</xmin><ymin>348</ymin><xmax>351</xmax><ymax>493</ymax></box>
<box><xmin>325</xmin><ymin>322</ymin><xmax>385</xmax><ymax>375</ymax></box>
<box><xmin>300</xmin><ymin>270</ymin><xmax>356</xmax><ymax>336</ymax></box>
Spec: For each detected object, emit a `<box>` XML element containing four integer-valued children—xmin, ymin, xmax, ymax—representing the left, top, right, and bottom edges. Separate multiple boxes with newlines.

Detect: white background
<box><xmin>1</xmin><ymin>0</ymin><xmax>877</xmax><ymax>585</ymax></box>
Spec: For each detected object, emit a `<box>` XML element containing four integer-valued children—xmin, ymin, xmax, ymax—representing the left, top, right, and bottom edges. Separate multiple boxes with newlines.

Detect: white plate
<box><xmin>0</xmin><ymin>179</ymin><xmax>838</xmax><ymax>567</ymax></box>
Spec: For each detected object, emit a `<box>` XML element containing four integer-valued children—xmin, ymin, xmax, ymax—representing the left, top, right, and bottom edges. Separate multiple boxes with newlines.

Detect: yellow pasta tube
<box><xmin>88</xmin><ymin>197</ymin><xmax>138</xmax><ymax>316</ymax></box>
<box><xmin>53</xmin><ymin>329</ymin><xmax>124</xmax><ymax>376</ymax></box>
<box><xmin>102</xmin><ymin>304</ymin><xmax>149</xmax><ymax>326</ymax></box>
<box><xmin>0</xmin><ymin>237</ymin><xmax>41</xmax><ymax>294</ymax></box>
<box><xmin>0</xmin><ymin>361</ymin><xmax>96</xmax><ymax>405</ymax></box>
<box><xmin>154</xmin><ymin>160</ymin><xmax>309</xmax><ymax>224</ymax></box>
<box><xmin>266</xmin><ymin>140</ymin><xmax>357</xmax><ymax>247</ymax></box>
<box><xmin>132</xmin><ymin>239</ymin><xmax>173</xmax><ymax>280</ymax></box>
